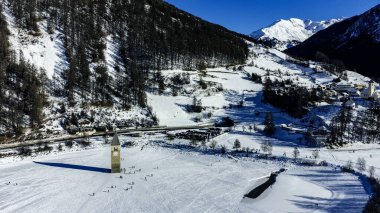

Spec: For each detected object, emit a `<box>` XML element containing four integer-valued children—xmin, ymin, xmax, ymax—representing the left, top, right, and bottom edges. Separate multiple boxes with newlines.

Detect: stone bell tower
<box><xmin>111</xmin><ymin>132</ymin><xmax>121</xmax><ymax>173</ymax></box>
<box><xmin>369</xmin><ymin>80</ymin><xmax>376</xmax><ymax>98</ymax></box>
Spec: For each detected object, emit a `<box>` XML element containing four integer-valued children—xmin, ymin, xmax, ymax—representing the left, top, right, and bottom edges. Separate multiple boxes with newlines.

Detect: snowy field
<box><xmin>213</xmin><ymin>128</ymin><xmax>380</xmax><ymax>179</ymax></box>
<box><xmin>0</xmin><ymin>135</ymin><xmax>371</xmax><ymax>213</ymax></box>
<box><xmin>146</xmin><ymin>43</ymin><xmax>362</xmax><ymax>130</ymax></box>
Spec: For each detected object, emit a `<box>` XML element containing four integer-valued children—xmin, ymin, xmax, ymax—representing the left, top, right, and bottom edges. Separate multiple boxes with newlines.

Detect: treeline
<box><xmin>6</xmin><ymin>0</ymin><xmax>249</xmax><ymax>108</ymax></box>
<box><xmin>328</xmin><ymin>105</ymin><xmax>380</xmax><ymax>146</ymax></box>
<box><xmin>263</xmin><ymin>78</ymin><xmax>320</xmax><ymax>117</ymax></box>
<box><xmin>0</xmin><ymin>6</ymin><xmax>47</xmax><ymax>135</ymax></box>
<box><xmin>314</xmin><ymin>51</ymin><xmax>346</xmax><ymax>76</ymax></box>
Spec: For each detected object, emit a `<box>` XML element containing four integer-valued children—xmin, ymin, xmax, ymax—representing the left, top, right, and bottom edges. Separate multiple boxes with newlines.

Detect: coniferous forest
<box><xmin>0</xmin><ymin>5</ymin><xmax>47</xmax><ymax>135</ymax></box>
<box><xmin>0</xmin><ymin>0</ymin><xmax>250</xmax><ymax>134</ymax></box>
<box><xmin>7</xmin><ymin>0</ymin><xmax>249</xmax><ymax>106</ymax></box>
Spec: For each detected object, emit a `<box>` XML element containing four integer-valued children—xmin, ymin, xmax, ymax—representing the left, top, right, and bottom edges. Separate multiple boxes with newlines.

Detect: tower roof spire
<box><xmin>112</xmin><ymin>132</ymin><xmax>120</xmax><ymax>145</ymax></box>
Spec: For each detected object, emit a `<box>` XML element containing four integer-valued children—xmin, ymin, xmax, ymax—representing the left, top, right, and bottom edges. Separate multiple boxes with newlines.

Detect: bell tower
<box><xmin>111</xmin><ymin>132</ymin><xmax>121</xmax><ymax>173</ymax></box>
<box><xmin>370</xmin><ymin>80</ymin><xmax>376</xmax><ymax>98</ymax></box>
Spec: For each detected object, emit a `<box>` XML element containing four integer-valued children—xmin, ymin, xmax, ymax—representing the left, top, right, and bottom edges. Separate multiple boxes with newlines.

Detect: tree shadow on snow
<box><xmin>33</xmin><ymin>161</ymin><xmax>111</xmax><ymax>173</ymax></box>
<box><xmin>288</xmin><ymin>170</ymin><xmax>370</xmax><ymax>213</ymax></box>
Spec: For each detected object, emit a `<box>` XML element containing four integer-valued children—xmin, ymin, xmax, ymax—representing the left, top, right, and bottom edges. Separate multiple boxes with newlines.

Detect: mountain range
<box><xmin>286</xmin><ymin>4</ymin><xmax>380</xmax><ymax>79</ymax></box>
<box><xmin>250</xmin><ymin>18</ymin><xmax>342</xmax><ymax>50</ymax></box>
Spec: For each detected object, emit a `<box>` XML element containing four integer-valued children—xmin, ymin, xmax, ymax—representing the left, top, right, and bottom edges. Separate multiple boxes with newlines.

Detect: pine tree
<box><xmin>94</xmin><ymin>64</ymin><xmax>110</xmax><ymax>104</ymax></box>
<box><xmin>65</xmin><ymin>61</ymin><xmax>77</xmax><ymax>105</ymax></box>
<box><xmin>233</xmin><ymin>139</ymin><xmax>241</xmax><ymax>150</ymax></box>
<box><xmin>264</xmin><ymin>112</ymin><xmax>276</xmax><ymax>135</ymax></box>
<box><xmin>153</xmin><ymin>71</ymin><xmax>165</xmax><ymax>95</ymax></box>
<box><xmin>77</xmin><ymin>44</ymin><xmax>91</xmax><ymax>101</ymax></box>
<box><xmin>0</xmin><ymin>67</ymin><xmax>4</xmax><ymax>112</ymax></box>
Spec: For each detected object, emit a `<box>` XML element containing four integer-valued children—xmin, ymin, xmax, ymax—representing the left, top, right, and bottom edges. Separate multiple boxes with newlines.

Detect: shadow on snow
<box><xmin>288</xmin><ymin>169</ymin><xmax>370</xmax><ymax>213</ymax></box>
<box><xmin>33</xmin><ymin>161</ymin><xmax>111</xmax><ymax>173</ymax></box>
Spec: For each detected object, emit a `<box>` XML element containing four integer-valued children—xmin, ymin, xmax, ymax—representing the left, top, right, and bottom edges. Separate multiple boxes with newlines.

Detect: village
<box><xmin>250</xmin><ymin>55</ymin><xmax>380</xmax><ymax>147</ymax></box>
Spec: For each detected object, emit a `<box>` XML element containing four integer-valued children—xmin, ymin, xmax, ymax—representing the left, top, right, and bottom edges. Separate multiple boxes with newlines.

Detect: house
<box><xmin>353</xmin><ymin>90</ymin><xmax>361</xmax><ymax>97</ymax></box>
<box><xmin>306</xmin><ymin>133</ymin><xmax>326</xmax><ymax>147</ymax></box>
<box><xmin>343</xmin><ymin>99</ymin><xmax>356</xmax><ymax>109</ymax></box>
<box><xmin>354</xmin><ymin>84</ymin><xmax>366</xmax><ymax>90</ymax></box>
<box><xmin>374</xmin><ymin>91</ymin><xmax>380</xmax><ymax>100</ymax></box>
<box><xmin>306</xmin><ymin>126</ymin><xmax>330</xmax><ymax>147</ymax></box>
<box><xmin>326</xmin><ymin>90</ymin><xmax>338</xmax><ymax>97</ymax></box>
<box><xmin>317</xmin><ymin>84</ymin><xmax>327</xmax><ymax>91</ymax></box>
<box><xmin>327</xmin><ymin>82</ymin><xmax>360</xmax><ymax>97</ymax></box>
<box><xmin>342</xmin><ymin>92</ymin><xmax>350</xmax><ymax>98</ymax></box>
<box><xmin>333</xmin><ymin>82</ymin><xmax>354</xmax><ymax>92</ymax></box>
<box><xmin>323</xmin><ymin>90</ymin><xmax>339</xmax><ymax>102</ymax></box>
<box><xmin>309</xmin><ymin>61</ymin><xmax>324</xmax><ymax>72</ymax></box>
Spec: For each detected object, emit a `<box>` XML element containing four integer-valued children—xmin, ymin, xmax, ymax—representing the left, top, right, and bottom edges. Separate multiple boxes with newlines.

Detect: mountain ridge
<box><xmin>286</xmin><ymin>4</ymin><xmax>380</xmax><ymax>79</ymax></box>
<box><xmin>250</xmin><ymin>18</ymin><xmax>342</xmax><ymax>50</ymax></box>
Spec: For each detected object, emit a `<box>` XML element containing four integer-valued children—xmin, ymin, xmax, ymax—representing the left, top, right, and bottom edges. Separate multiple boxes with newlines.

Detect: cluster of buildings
<box><xmin>316</xmin><ymin>80</ymin><xmax>380</xmax><ymax>105</ymax></box>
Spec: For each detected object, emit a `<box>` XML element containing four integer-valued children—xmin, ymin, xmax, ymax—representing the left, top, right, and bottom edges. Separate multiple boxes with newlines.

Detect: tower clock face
<box><xmin>113</xmin><ymin>151</ymin><xmax>119</xmax><ymax>157</ymax></box>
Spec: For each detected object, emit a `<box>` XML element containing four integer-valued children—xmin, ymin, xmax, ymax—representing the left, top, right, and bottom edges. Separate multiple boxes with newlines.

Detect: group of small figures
<box><xmin>89</xmin><ymin>165</ymin><xmax>159</xmax><ymax>196</ymax></box>
<box><xmin>5</xmin><ymin>181</ymin><xmax>18</xmax><ymax>186</ymax></box>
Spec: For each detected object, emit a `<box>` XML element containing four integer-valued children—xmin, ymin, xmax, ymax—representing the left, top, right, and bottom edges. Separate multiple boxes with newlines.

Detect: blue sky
<box><xmin>165</xmin><ymin>0</ymin><xmax>380</xmax><ymax>34</ymax></box>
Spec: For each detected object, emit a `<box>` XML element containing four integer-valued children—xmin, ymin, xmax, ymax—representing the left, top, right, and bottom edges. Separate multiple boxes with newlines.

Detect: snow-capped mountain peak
<box><xmin>286</xmin><ymin>4</ymin><xmax>380</xmax><ymax>79</ymax></box>
<box><xmin>250</xmin><ymin>18</ymin><xmax>343</xmax><ymax>50</ymax></box>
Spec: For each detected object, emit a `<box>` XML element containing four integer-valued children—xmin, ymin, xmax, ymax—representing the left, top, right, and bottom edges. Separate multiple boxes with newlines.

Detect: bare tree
<box><xmin>190</xmin><ymin>140</ymin><xmax>198</xmax><ymax>147</ymax></box>
<box><xmin>201</xmin><ymin>140</ymin><xmax>207</xmax><ymax>148</ymax></box>
<box><xmin>345</xmin><ymin>160</ymin><xmax>353</xmax><ymax>171</ymax></box>
<box><xmin>209</xmin><ymin>140</ymin><xmax>217</xmax><ymax>149</ymax></box>
<box><xmin>293</xmin><ymin>147</ymin><xmax>300</xmax><ymax>160</ymax></box>
<box><xmin>356</xmin><ymin>157</ymin><xmax>366</xmax><ymax>172</ymax></box>
<box><xmin>267</xmin><ymin>141</ymin><xmax>273</xmax><ymax>156</ymax></box>
<box><xmin>369</xmin><ymin>166</ymin><xmax>375</xmax><ymax>179</ymax></box>
<box><xmin>261</xmin><ymin>141</ymin><xmax>273</xmax><ymax>156</ymax></box>
<box><xmin>312</xmin><ymin>150</ymin><xmax>319</xmax><ymax>160</ymax></box>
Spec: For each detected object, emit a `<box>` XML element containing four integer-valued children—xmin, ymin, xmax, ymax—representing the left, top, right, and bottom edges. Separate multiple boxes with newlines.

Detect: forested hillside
<box><xmin>6</xmin><ymin>0</ymin><xmax>249</xmax><ymax>106</ymax></box>
<box><xmin>0</xmin><ymin>0</ymin><xmax>249</xmax><ymax>136</ymax></box>
<box><xmin>0</xmin><ymin>5</ymin><xmax>47</xmax><ymax>136</ymax></box>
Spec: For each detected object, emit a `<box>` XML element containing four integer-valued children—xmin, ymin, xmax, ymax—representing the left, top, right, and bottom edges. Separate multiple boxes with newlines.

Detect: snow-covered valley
<box><xmin>1</xmin><ymin>1</ymin><xmax>380</xmax><ymax>212</ymax></box>
<box><xmin>1</xmin><ymin>43</ymin><xmax>379</xmax><ymax>211</ymax></box>
<box><xmin>0</xmin><ymin>134</ymin><xmax>371</xmax><ymax>213</ymax></box>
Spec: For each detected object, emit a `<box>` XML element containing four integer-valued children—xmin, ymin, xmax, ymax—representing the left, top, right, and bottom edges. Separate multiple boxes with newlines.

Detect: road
<box><xmin>0</xmin><ymin>123</ymin><xmax>215</xmax><ymax>150</ymax></box>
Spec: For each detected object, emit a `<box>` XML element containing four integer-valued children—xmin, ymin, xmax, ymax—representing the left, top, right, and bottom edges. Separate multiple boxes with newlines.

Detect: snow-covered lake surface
<box><xmin>0</xmin><ymin>135</ymin><xmax>370</xmax><ymax>213</ymax></box>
